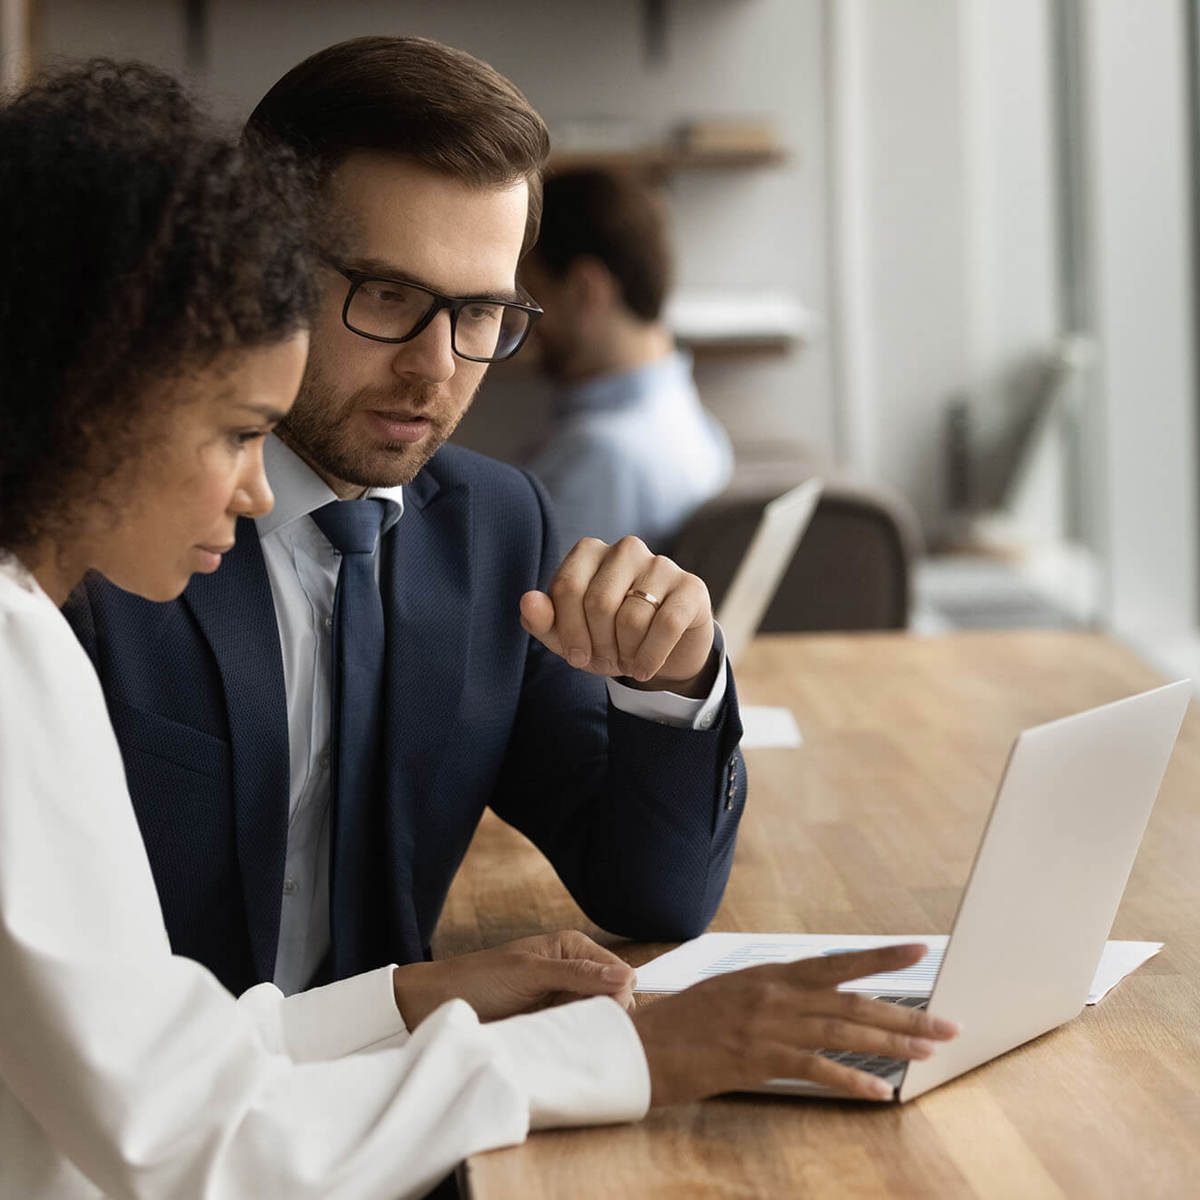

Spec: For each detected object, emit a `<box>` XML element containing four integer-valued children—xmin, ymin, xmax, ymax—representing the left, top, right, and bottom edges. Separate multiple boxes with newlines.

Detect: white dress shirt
<box><xmin>0</xmin><ymin>558</ymin><xmax>649</xmax><ymax>1199</ymax></box>
<box><xmin>257</xmin><ymin>435</ymin><xmax>728</xmax><ymax>994</ymax></box>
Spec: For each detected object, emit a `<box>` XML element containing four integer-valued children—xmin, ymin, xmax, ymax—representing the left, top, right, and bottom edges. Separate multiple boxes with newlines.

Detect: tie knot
<box><xmin>311</xmin><ymin>498</ymin><xmax>388</xmax><ymax>556</ymax></box>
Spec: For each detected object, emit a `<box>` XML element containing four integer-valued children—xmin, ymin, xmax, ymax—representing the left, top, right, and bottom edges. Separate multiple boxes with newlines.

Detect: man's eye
<box><xmin>361</xmin><ymin>283</ymin><xmax>416</xmax><ymax>305</ymax></box>
<box><xmin>462</xmin><ymin>304</ymin><xmax>501</xmax><ymax>323</ymax></box>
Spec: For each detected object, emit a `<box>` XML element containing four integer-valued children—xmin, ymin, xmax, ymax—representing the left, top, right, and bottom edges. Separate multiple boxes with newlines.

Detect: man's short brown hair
<box><xmin>532</xmin><ymin>168</ymin><xmax>673</xmax><ymax>322</ymax></box>
<box><xmin>247</xmin><ymin>35</ymin><xmax>549</xmax><ymax>253</ymax></box>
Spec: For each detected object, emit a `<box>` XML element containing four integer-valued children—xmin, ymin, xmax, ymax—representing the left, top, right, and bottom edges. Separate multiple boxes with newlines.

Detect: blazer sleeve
<box><xmin>488</xmin><ymin>471</ymin><xmax>747</xmax><ymax>941</ymax></box>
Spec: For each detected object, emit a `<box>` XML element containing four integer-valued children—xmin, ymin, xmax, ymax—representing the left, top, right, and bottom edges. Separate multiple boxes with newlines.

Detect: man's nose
<box><xmin>391</xmin><ymin>308</ymin><xmax>456</xmax><ymax>384</ymax></box>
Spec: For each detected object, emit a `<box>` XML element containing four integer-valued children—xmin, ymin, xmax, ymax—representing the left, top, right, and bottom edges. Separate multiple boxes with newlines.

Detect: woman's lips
<box><xmin>193</xmin><ymin>546</ymin><xmax>228</xmax><ymax>572</ymax></box>
<box><xmin>366</xmin><ymin>411</ymin><xmax>432</xmax><ymax>443</ymax></box>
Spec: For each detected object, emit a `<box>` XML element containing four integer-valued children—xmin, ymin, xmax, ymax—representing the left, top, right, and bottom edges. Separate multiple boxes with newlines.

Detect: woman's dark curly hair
<box><xmin>0</xmin><ymin>60</ymin><xmax>318</xmax><ymax>557</ymax></box>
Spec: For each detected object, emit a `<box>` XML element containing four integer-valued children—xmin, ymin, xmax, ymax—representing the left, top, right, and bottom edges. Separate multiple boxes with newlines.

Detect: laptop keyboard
<box><xmin>819</xmin><ymin>995</ymin><xmax>929</xmax><ymax>1078</ymax></box>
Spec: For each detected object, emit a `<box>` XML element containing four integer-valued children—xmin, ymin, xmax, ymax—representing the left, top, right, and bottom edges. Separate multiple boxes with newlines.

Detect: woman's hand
<box><xmin>632</xmin><ymin>944</ymin><xmax>960</xmax><ymax>1104</ymax></box>
<box><xmin>392</xmin><ymin>930</ymin><xmax>636</xmax><ymax>1027</ymax></box>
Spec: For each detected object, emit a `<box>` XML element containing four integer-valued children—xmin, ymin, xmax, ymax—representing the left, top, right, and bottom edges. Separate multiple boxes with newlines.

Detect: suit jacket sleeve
<box><xmin>488</xmin><ymin>471</ymin><xmax>747</xmax><ymax>941</ymax></box>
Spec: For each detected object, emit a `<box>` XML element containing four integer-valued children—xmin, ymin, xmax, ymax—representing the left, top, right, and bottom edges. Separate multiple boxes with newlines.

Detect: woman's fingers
<box><xmin>780</xmin><ymin>943</ymin><xmax>929</xmax><ymax>989</ymax></box>
<box><xmin>764</xmin><ymin>1047</ymin><xmax>898</xmax><ymax>1101</ymax></box>
<box><xmin>791</xmin><ymin>1014</ymin><xmax>937</xmax><ymax>1062</ymax></box>
<box><xmin>632</xmin><ymin>946</ymin><xmax>962</xmax><ymax>1107</ymax></box>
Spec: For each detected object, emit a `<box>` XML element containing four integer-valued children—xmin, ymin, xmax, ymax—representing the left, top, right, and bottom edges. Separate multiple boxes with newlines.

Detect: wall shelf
<box><xmin>547</xmin><ymin>145</ymin><xmax>787</xmax><ymax>175</ymax></box>
<box><xmin>493</xmin><ymin>335</ymin><xmax>799</xmax><ymax>377</ymax></box>
<box><xmin>680</xmin><ymin>335</ymin><xmax>797</xmax><ymax>357</ymax></box>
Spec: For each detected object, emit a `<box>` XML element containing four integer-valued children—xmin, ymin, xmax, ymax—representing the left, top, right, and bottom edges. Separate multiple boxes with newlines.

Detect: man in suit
<box><xmin>65</xmin><ymin>35</ymin><xmax>745</xmax><ymax>1005</ymax></box>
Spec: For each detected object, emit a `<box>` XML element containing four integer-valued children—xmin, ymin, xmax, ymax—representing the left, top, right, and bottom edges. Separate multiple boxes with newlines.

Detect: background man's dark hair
<box><xmin>532</xmin><ymin>169</ymin><xmax>673</xmax><ymax>322</ymax></box>
<box><xmin>247</xmin><ymin>35</ymin><xmax>550</xmax><ymax>255</ymax></box>
<box><xmin>0</xmin><ymin>60</ymin><xmax>317</xmax><ymax>558</ymax></box>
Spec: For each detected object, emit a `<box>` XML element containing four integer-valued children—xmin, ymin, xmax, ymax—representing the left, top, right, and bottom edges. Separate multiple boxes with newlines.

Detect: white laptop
<box><xmin>758</xmin><ymin>679</ymin><xmax>1191</xmax><ymax>1102</ymax></box>
<box><xmin>716</xmin><ymin>477</ymin><xmax>822</xmax><ymax>665</ymax></box>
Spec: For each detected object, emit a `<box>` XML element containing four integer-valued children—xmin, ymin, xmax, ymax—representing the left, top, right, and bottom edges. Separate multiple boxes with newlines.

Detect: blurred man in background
<box><xmin>522</xmin><ymin>169</ymin><xmax>732</xmax><ymax>551</ymax></box>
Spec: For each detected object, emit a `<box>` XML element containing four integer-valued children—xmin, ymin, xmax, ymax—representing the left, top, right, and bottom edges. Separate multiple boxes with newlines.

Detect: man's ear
<box><xmin>565</xmin><ymin>256</ymin><xmax>620</xmax><ymax>313</ymax></box>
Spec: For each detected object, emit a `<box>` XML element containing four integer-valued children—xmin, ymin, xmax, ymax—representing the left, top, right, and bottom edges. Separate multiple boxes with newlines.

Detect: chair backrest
<box><xmin>668</xmin><ymin>472</ymin><xmax>921</xmax><ymax>632</ymax></box>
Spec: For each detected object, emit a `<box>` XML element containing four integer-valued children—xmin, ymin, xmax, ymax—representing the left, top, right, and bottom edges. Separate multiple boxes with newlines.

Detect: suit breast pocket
<box><xmin>107</xmin><ymin>698</ymin><xmax>231</xmax><ymax>781</ymax></box>
<box><xmin>104</xmin><ymin>699</ymin><xmax>241</xmax><ymax>954</ymax></box>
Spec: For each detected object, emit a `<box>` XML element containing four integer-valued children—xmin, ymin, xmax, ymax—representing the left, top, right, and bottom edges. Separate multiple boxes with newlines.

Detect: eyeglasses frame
<box><xmin>329</xmin><ymin>261</ymin><xmax>543</xmax><ymax>363</ymax></box>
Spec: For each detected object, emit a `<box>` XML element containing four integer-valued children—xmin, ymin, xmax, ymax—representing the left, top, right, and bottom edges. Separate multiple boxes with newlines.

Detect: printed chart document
<box><xmin>634</xmin><ymin>932</ymin><xmax>1163</xmax><ymax>1005</ymax></box>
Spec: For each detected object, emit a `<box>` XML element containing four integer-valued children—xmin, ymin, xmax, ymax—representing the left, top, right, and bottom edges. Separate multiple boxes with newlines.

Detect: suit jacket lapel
<box><xmin>183</xmin><ymin>516</ymin><xmax>290</xmax><ymax>982</ymax></box>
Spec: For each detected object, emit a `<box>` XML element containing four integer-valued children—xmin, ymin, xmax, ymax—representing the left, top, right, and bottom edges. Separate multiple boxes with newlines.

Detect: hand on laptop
<box><xmin>391</xmin><ymin>930</ymin><xmax>637</xmax><ymax>1027</ymax></box>
<box><xmin>520</xmin><ymin>535</ymin><xmax>718</xmax><ymax>698</ymax></box>
<box><xmin>631</xmin><ymin>944</ymin><xmax>960</xmax><ymax>1104</ymax></box>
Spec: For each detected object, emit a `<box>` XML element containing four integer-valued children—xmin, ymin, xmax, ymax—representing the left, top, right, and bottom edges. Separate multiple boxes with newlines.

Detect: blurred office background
<box><xmin>3</xmin><ymin>0</ymin><xmax>1199</xmax><ymax>677</ymax></box>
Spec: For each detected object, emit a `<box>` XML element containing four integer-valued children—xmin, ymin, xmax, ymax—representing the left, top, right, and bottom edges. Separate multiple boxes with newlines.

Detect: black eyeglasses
<box><xmin>328</xmin><ymin>262</ymin><xmax>542</xmax><ymax>363</ymax></box>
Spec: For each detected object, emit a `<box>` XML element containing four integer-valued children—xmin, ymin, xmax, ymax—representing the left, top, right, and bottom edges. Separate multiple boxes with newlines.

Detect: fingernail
<box><xmin>931</xmin><ymin>1016</ymin><xmax>961</xmax><ymax>1037</ymax></box>
<box><xmin>908</xmin><ymin>1038</ymin><xmax>935</xmax><ymax>1058</ymax></box>
<box><xmin>602</xmin><ymin>965</ymin><xmax>630</xmax><ymax>983</ymax></box>
<box><xmin>568</xmin><ymin>649</ymin><xmax>588</xmax><ymax>668</ymax></box>
<box><xmin>870</xmin><ymin>1079</ymin><xmax>893</xmax><ymax>1100</ymax></box>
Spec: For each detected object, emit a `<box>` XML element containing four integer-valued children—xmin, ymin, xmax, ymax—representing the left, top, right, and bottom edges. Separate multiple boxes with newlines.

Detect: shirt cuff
<box><xmin>605</xmin><ymin>623</ymin><xmax>729</xmax><ymax>730</ymax></box>
<box><xmin>487</xmin><ymin>996</ymin><xmax>651</xmax><ymax>1130</ymax></box>
<box><xmin>277</xmin><ymin>964</ymin><xmax>409</xmax><ymax>1062</ymax></box>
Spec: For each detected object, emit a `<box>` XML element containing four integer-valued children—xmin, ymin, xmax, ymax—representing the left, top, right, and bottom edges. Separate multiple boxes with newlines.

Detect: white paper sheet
<box><xmin>633</xmin><ymin>932</ymin><xmax>1163</xmax><ymax>1005</ymax></box>
<box><xmin>739</xmin><ymin>706</ymin><xmax>803</xmax><ymax>749</ymax></box>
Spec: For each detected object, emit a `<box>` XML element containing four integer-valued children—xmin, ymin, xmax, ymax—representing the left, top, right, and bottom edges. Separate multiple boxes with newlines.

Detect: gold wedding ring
<box><xmin>625</xmin><ymin>588</ymin><xmax>661</xmax><ymax>610</ymax></box>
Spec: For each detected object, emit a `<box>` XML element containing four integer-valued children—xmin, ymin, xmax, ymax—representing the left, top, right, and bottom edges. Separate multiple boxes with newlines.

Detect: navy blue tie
<box><xmin>311</xmin><ymin>498</ymin><xmax>390</xmax><ymax>979</ymax></box>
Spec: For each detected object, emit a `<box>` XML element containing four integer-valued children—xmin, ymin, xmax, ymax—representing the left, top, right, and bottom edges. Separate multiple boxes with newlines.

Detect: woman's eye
<box><xmin>231</xmin><ymin>430</ymin><xmax>266</xmax><ymax>447</ymax></box>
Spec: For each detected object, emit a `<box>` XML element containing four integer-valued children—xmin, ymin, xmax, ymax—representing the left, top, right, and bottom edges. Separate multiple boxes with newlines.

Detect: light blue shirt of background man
<box><xmin>520</xmin><ymin>168</ymin><xmax>732</xmax><ymax>551</ymax></box>
<box><xmin>525</xmin><ymin>349</ymin><xmax>731</xmax><ymax>550</ymax></box>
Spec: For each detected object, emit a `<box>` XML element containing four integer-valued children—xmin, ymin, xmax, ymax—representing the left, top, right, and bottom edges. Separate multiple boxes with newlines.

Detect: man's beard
<box><xmin>278</xmin><ymin>353</ymin><xmax>472</xmax><ymax>489</ymax></box>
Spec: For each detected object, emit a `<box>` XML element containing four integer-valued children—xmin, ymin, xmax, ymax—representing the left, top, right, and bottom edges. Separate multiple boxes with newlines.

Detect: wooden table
<box><xmin>435</xmin><ymin>632</ymin><xmax>1200</xmax><ymax>1199</ymax></box>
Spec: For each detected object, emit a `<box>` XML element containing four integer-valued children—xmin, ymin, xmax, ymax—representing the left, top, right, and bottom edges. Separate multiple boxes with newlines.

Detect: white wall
<box><xmin>962</xmin><ymin>0</ymin><xmax>1061</xmax><ymax>408</ymax></box>
<box><xmin>1081</xmin><ymin>0</ymin><xmax>1198</xmax><ymax>640</ymax></box>
<box><xmin>37</xmin><ymin>0</ymin><xmax>187</xmax><ymax>77</ymax></box>
<box><xmin>828</xmin><ymin>0</ymin><xmax>1062</xmax><ymax>536</ymax></box>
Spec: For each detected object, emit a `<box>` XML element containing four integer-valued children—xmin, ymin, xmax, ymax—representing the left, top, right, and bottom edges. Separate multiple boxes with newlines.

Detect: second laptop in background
<box><xmin>716</xmin><ymin>477</ymin><xmax>822</xmax><ymax>665</ymax></box>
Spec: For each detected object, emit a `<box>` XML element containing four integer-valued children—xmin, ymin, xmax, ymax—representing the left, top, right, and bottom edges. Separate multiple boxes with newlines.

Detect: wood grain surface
<box><xmin>436</xmin><ymin>632</ymin><xmax>1200</xmax><ymax>1199</ymax></box>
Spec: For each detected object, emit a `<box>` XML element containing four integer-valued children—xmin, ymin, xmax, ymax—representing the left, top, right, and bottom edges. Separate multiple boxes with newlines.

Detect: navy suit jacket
<box><xmin>64</xmin><ymin>445</ymin><xmax>746</xmax><ymax>995</ymax></box>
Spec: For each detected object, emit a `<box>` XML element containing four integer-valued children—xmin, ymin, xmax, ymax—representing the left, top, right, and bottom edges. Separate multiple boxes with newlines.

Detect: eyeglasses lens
<box><xmin>346</xmin><ymin>279</ymin><xmax>531</xmax><ymax>361</ymax></box>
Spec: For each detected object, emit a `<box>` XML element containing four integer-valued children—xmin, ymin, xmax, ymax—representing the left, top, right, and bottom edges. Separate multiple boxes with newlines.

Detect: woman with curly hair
<box><xmin>0</xmin><ymin>60</ymin><xmax>654</xmax><ymax>1199</ymax></box>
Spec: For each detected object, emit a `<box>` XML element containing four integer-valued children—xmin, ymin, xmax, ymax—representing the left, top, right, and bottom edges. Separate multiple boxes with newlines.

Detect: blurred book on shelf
<box><xmin>546</xmin><ymin>115</ymin><xmax>785</xmax><ymax>173</ymax></box>
<box><xmin>671</xmin><ymin>117</ymin><xmax>779</xmax><ymax>156</ymax></box>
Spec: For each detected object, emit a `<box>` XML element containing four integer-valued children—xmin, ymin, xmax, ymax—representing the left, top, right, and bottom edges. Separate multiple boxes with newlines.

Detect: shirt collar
<box><xmin>556</xmin><ymin>349</ymin><xmax>692</xmax><ymax>418</ymax></box>
<box><xmin>255</xmin><ymin>433</ymin><xmax>405</xmax><ymax>538</ymax></box>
